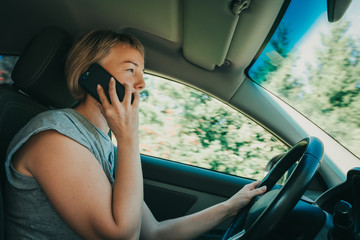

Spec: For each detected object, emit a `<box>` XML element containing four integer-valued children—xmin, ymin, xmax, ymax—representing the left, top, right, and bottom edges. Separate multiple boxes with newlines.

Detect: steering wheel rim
<box><xmin>222</xmin><ymin>136</ymin><xmax>323</xmax><ymax>240</ymax></box>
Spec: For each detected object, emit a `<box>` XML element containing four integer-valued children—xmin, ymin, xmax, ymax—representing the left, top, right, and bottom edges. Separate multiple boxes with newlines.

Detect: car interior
<box><xmin>0</xmin><ymin>0</ymin><xmax>359</xmax><ymax>239</ymax></box>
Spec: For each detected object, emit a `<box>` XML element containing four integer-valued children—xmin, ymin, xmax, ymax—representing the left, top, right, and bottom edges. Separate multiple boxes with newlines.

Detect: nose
<box><xmin>134</xmin><ymin>74</ymin><xmax>146</xmax><ymax>90</ymax></box>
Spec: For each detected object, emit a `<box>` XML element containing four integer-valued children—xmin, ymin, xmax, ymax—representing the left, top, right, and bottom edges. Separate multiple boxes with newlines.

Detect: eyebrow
<box><xmin>123</xmin><ymin>60</ymin><xmax>144</xmax><ymax>72</ymax></box>
<box><xmin>123</xmin><ymin>60</ymin><xmax>138</xmax><ymax>67</ymax></box>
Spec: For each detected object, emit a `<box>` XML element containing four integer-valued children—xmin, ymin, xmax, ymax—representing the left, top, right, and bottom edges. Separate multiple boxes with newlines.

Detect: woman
<box><xmin>5</xmin><ymin>29</ymin><xmax>266</xmax><ymax>239</ymax></box>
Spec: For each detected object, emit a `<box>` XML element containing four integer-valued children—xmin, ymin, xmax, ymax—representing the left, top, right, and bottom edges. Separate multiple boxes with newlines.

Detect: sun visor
<box><xmin>182</xmin><ymin>0</ymin><xmax>241</xmax><ymax>70</ymax></box>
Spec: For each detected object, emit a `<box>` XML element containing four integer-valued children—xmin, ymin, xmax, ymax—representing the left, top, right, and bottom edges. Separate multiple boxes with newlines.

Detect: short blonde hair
<box><xmin>65</xmin><ymin>29</ymin><xmax>145</xmax><ymax>101</ymax></box>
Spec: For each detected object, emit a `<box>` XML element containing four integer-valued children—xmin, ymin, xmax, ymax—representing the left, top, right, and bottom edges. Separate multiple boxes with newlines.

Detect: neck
<box><xmin>73</xmin><ymin>95</ymin><xmax>110</xmax><ymax>134</ymax></box>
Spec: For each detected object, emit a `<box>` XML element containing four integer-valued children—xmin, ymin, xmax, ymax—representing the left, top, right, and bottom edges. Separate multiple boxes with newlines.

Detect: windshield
<box><xmin>248</xmin><ymin>0</ymin><xmax>360</xmax><ymax>159</ymax></box>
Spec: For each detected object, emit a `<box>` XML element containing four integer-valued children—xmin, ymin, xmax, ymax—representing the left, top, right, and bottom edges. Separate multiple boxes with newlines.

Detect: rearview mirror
<box><xmin>327</xmin><ymin>0</ymin><xmax>352</xmax><ymax>22</ymax></box>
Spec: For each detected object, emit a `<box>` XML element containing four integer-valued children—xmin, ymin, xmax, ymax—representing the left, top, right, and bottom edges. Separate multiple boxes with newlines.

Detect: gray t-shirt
<box><xmin>4</xmin><ymin>108</ymin><xmax>115</xmax><ymax>239</ymax></box>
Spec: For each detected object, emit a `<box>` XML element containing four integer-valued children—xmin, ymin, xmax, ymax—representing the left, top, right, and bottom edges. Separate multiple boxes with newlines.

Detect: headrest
<box><xmin>11</xmin><ymin>26</ymin><xmax>78</xmax><ymax>108</ymax></box>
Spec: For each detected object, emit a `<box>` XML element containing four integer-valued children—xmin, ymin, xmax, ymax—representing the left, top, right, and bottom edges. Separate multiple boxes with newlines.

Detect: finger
<box><xmin>246</xmin><ymin>180</ymin><xmax>261</xmax><ymax>190</ymax></box>
<box><xmin>248</xmin><ymin>185</ymin><xmax>267</xmax><ymax>199</ymax></box>
<box><xmin>257</xmin><ymin>185</ymin><xmax>267</xmax><ymax>193</ymax></box>
<box><xmin>96</xmin><ymin>84</ymin><xmax>110</xmax><ymax>108</ymax></box>
<box><xmin>108</xmin><ymin>77</ymin><xmax>120</xmax><ymax>106</ymax></box>
<box><xmin>122</xmin><ymin>82</ymin><xmax>132</xmax><ymax>105</ymax></box>
<box><xmin>131</xmin><ymin>90</ymin><xmax>141</xmax><ymax>108</ymax></box>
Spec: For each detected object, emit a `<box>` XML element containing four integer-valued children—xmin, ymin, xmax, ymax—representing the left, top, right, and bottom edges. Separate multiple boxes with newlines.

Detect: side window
<box><xmin>0</xmin><ymin>55</ymin><xmax>18</xmax><ymax>84</ymax></box>
<box><xmin>139</xmin><ymin>74</ymin><xmax>288</xmax><ymax>180</ymax></box>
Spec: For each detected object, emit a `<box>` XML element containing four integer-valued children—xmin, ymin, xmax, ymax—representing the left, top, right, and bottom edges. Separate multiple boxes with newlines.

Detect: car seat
<box><xmin>0</xmin><ymin>26</ymin><xmax>77</xmax><ymax>239</ymax></box>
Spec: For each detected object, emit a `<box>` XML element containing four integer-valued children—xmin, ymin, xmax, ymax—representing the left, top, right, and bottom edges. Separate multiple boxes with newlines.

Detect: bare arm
<box><xmin>19</xmin><ymin>79</ymin><xmax>143</xmax><ymax>239</ymax></box>
<box><xmin>140</xmin><ymin>181</ymin><xmax>267</xmax><ymax>240</ymax></box>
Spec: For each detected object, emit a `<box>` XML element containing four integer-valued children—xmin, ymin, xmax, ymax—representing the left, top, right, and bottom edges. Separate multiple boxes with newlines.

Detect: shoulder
<box><xmin>33</xmin><ymin>109</ymin><xmax>77</xmax><ymax>127</ymax></box>
<box><xmin>6</xmin><ymin>109</ymin><xmax>72</xmax><ymax>156</ymax></box>
<box><xmin>23</xmin><ymin>109</ymin><xmax>96</xmax><ymax>158</ymax></box>
<box><xmin>28</xmin><ymin>129</ymin><xmax>93</xmax><ymax>164</ymax></box>
<box><xmin>14</xmin><ymin>109</ymin><xmax>76</xmax><ymax>136</ymax></box>
<box><xmin>8</xmin><ymin>109</ymin><xmax>80</xmax><ymax>149</ymax></box>
<box><xmin>22</xmin><ymin>108</ymin><xmax>90</xmax><ymax>145</ymax></box>
<box><xmin>15</xmin><ymin>128</ymin><xmax>96</xmax><ymax>178</ymax></box>
<box><xmin>6</xmin><ymin>109</ymin><xmax>91</xmax><ymax>166</ymax></box>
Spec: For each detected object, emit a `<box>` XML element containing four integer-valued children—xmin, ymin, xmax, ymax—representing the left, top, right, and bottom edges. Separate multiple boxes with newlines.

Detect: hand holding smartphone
<box><xmin>79</xmin><ymin>63</ymin><xmax>134</xmax><ymax>104</ymax></box>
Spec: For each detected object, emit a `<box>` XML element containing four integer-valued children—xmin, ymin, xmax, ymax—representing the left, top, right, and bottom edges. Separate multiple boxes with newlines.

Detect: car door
<box><xmin>135</xmin><ymin>74</ymin><xmax>288</xmax><ymax>239</ymax></box>
<box><xmin>142</xmin><ymin>155</ymin><xmax>252</xmax><ymax>239</ymax></box>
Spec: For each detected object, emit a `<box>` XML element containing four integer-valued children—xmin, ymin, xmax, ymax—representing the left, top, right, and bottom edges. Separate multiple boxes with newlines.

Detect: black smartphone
<box><xmin>79</xmin><ymin>63</ymin><xmax>134</xmax><ymax>103</ymax></box>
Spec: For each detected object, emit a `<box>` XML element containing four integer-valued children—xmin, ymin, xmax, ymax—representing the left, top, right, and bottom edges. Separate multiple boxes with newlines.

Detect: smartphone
<box><xmin>79</xmin><ymin>63</ymin><xmax>134</xmax><ymax>103</ymax></box>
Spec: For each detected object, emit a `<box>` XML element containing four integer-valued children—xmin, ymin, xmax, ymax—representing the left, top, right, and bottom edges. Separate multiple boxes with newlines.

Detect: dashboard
<box><xmin>315</xmin><ymin>168</ymin><xmax>360</xmax><ymax>239</ymax></box>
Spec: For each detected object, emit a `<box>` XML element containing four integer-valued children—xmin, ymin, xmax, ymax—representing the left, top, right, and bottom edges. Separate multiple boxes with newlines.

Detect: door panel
<box><xmin>144</xmin><ymin>180</ymin><xmax>198</xmax><ymax>221</ymax></box>
<box><xmin>141</xmin><ymin>154</ymin><xmax>254</xmax><ymax>239</ymax></box>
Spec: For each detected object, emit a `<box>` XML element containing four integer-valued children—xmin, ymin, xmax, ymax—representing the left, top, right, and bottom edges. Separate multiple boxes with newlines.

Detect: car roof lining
<box><xmin>0</xmin><ymin>0</ymin><xmax>285</xmax><ymax>102</ymax></box>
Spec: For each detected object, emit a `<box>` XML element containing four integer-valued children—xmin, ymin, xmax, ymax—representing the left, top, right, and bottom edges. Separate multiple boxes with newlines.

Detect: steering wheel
<box><xmin>222</xmin><ymin>136</ymin><xmax>323</xmax><ymax>240</ymax></box>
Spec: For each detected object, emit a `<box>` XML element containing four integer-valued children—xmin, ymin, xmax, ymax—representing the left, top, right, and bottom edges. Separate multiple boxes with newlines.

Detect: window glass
<box><xmin>0</xmin><ymin>55</ymin><xmax>18</xmax><ymax>84</ymax></box>
<box><xmin>248</xmin><ymin>0</ymin><xmax>360</xmax><ymax>158</ymax></box>
<box><xmin>1</xmin><ymin>55</ymin><xmax>288</xmax><ymax>179</ymax></box>
<box><xmin>138</xmin><ymin>74</ymin><xmax>288</xmax><ymax>180</ymax></box>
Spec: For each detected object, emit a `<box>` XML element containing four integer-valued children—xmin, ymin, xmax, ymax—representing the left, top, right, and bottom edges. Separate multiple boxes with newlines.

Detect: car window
<box><xmin>248</xmin><ymin>0</ymin><xmax>360</xmax><ymax>159</ymax></box>
<box><xmin>0</xmin><ymin>55</ymin><xmax>18</xmax><ymax>84</ymax></box>
<box><xmin>2</xmin><ymin>54</ymin><xmax>287</xmax><ymax>180</ymax></box>
<box><xmin>138</xmin><ymin>74</ymin><xmax>288</xmax><ymax>180</ymax></box>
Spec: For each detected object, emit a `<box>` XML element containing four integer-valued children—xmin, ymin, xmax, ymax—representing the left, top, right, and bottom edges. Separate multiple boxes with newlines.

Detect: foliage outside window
<box><xmin>0</xmin><ymin>57</ymin><xmax>288</xmax><ymax>180</ymax></box>
<box><xmin>248</xmin><ymin>0</ymin><xmax>360</xmax><ymax>158</ymax></box>
<box><xmin>0</xmin><ymin>55</ymin><xmax>18</xmax><ymax>84</ymax></box>
<box><xmin>138</xmin><ymin>75</ymin><xmax>287</xmax><ymax>180</ymax></box>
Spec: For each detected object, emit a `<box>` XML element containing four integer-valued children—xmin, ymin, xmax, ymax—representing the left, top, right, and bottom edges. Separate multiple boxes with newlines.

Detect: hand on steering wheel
<box><xmin>222</xmin><ymin>137</ymin><xmax>323</xmax><ymax>240</ymax></box>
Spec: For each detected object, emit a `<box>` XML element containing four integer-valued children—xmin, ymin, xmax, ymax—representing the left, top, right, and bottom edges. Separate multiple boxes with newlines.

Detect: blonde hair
<box><xmin>65</xmin><ymin>29</ymin><xmax>145</xmax><ymax>101</ymax></box>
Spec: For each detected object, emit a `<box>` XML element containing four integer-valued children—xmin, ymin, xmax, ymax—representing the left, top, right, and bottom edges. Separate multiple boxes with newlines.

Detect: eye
<box><xmin>127</xmin><ymin>69</ymin><xmax>134</xmax><ymax>73</ymax></box>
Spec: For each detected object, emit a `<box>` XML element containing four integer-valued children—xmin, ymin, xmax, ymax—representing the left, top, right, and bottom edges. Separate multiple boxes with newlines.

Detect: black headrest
<box><xmin>11</xmin><ymin>26</ymin><xmax>78</xmax><ymax>108</ymax></box>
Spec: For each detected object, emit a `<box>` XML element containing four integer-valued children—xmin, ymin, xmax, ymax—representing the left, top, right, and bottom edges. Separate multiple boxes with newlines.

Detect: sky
<box><xmin>282</xmin><ymin>0</ymin><xmax>326</xmax><ymax>50</ymax></box>
<box><xmin>276</xmin><ymin>0</ymin><xmax>359</xmax><ymax>52</ymax></box>
<box><xmin>249</xmin><ymin>0</ymin><xmax>359</xmax><ymax>80</ymax></box>
<box><xmin>294</xmin><ymin>0</ymin><xmax>359</xmax><ymax>76</ymax></box>
<box><xmin>342</xmin><ymin>0</ymin><xmax>360</xmax><ymax>36</ymax></box>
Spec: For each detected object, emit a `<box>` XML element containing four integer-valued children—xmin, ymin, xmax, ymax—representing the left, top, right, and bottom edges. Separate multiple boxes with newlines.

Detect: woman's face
<box><xmin>99</xmin><ymin>44</ymin><xmax>145</xmax><ymax>92</ymax></box>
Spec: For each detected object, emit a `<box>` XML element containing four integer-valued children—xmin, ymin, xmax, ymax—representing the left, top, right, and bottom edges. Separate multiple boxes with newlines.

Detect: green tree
<box><xmin>259</xmin><ymin>20</ymin><xmax>360</xmax><ymax>157</ymax></box>
<box><xmin>263</xmin><ymin>51</ymin><xmax>303</xmax><ymax>102</ymax></box>
<box><xmin>249</xmin><ymin>23</ymin><xmax>292</xmax><ymax>84</ymax></box>
<box><xmin>138</xmin><ymin>76</ymin><xmax>287</xmax><ymax>179</ymax></box>
<box><xmin>0</xmin><ymin>55</ymin><xmax>18</xmax><ymax>84</ymax></box>
<box><xmin>306</xmin><ymin>20</ymin><xmax>360</xmax><ymax>147</ymax></box>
